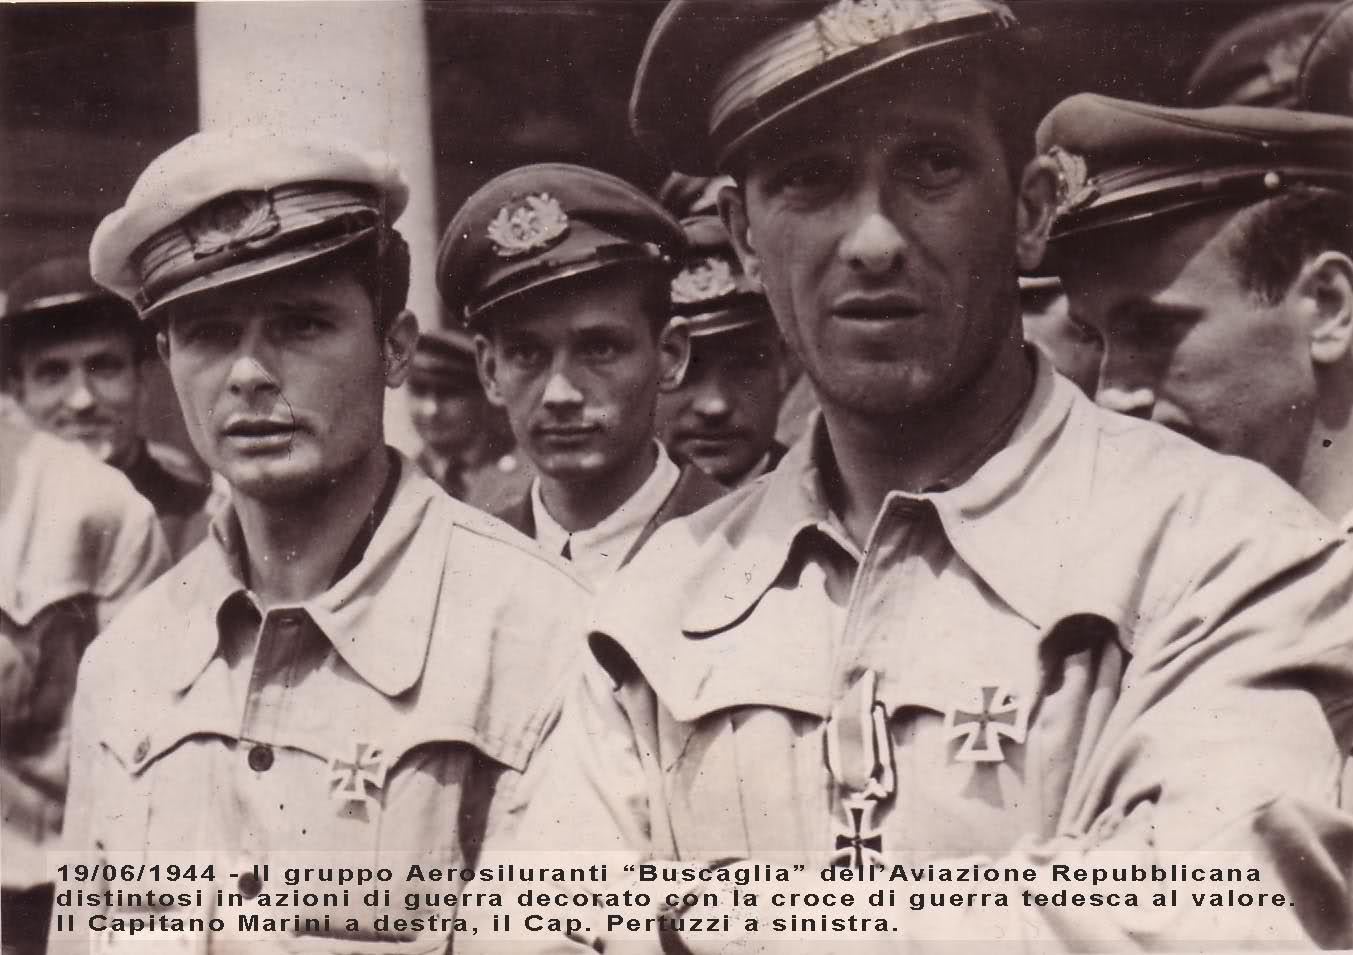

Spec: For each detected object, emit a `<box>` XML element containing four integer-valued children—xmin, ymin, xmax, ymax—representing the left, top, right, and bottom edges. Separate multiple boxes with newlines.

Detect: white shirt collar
<box><xmin>531</xmin><ymin>443</ymin><xmax>681</xmax><ymax>587</ymax></box>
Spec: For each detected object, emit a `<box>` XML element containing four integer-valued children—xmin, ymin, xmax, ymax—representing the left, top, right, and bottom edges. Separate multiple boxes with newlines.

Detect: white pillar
<box><xmin>196</xmin><ymin>1</ymin><xmax>436</xmax><ymax>454</ymax></box>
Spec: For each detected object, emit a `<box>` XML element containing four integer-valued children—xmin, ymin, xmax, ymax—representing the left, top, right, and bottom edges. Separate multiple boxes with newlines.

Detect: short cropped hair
<box><xmin>330</xmin><ymin>228</ymin><xmax>411</xmax><ymax>337</ymax></box>
<box><xmin>1228</xmin><ymin>187</ymin><xmax>1353</xmax><ymax>304</ymax></box>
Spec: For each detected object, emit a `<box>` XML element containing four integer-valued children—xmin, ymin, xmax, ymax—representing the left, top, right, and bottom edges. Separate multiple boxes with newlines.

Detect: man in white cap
<box><xmin>50</xmin><ymin>129</ymin><xmax>587</xmax><ymax>953</ymax></box>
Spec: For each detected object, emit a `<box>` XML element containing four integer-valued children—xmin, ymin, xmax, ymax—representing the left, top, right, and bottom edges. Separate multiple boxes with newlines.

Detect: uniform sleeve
<box><xmin>46</xmin><ymin>652</ymin><xmax>109</xmax><ymax>955</ymax></box>
<box><xmin>454</xmin><ymin>659</ymin><xmax>661</xmax><ymax>955</ymax></box>
<box><xmin>92</xmin><ymin>494</ymin><xmax>170</xmax><ymax>629</ymax></box>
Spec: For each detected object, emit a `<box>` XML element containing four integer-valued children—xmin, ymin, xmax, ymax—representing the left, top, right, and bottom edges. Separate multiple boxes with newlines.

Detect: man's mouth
<box><xmin>536</xmin><ymin>423</ymin><xmax>600</xmax><ymax>439</ymax></box>
<box><xmin>832</xmin><ymin>291</ymin><xmax>924</xmax><ymax>321</ymax></box>
<box><xmin>222</xmin><ymin>417</ymin><xmax>297</xmax><ymax>440</ymax></box>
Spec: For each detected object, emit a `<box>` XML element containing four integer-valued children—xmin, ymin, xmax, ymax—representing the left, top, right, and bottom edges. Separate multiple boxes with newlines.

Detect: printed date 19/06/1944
<box><xmin>57</xmin><ymin>864</ymin><xmax>216</xmax><ymax>883</ymax></box>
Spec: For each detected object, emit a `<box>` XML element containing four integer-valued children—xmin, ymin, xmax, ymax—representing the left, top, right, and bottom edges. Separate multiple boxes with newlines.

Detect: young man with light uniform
<box><xmin>49</xmin><ymin>129</ymin><xmax>587</xmax><ymax>954</ymax></box>
<box><xmin>438</xmin><ymin>163</ymin><xmax>724</xmax><ymax>588</ymax></box>
<box><xmin>657</xmin><ymin>215</ymin><xmax>789</xmax><ymax>486</ymax></box>
<box><xmin>476</xmin><ymin>1</ymin><xmax>1353</xmax><ymax>950</ymax></box>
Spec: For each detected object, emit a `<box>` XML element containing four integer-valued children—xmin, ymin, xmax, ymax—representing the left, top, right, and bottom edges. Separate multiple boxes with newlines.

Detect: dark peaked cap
<box><xmin>630</xmin><ymin>0</ymin><xmax>1024</xmax><ymax>176</ymax></box>
<box><xmin>1037</xmin><ymin>93</ymin><xmax>1353</xmax><ymax>244</ymax></box>
<box><xmin>437</xmin><ymin>163</ymin><xmax>685</xmax><ymax>327</ymax></box>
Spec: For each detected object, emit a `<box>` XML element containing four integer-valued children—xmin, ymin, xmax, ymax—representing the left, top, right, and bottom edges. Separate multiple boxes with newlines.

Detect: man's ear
<box><xmin>382</xmin><ymin>310</ymin><xmax>419</xmax><ymax>388</ymax></box>
<box><xmin>1015</xmin><ymin>155</ymin><xmax>1059</xmax><ymax>274</ymax></box>
<box><xmin>1301</xmin><ymin>252</ymin><xmax>1353</xmax><ymax>366</ymax></box>
<box><xmin>719</xmin><ymin>183</ymin><xmax>763</xmax><ymax>290</ymax></box>
<box><xmin>657</xmin><ymin>317</ymin><xmax>691</xmax><ymax>392</ymax></box>
<box><xmin>474</xmin><ymin>332</ymin><xmax>508</xmax><ymax>408</ymax></box>
<box><xmin>156</xmin><ymin>329</ymin><xmax>172</xmax><ymax>364</ymax></box>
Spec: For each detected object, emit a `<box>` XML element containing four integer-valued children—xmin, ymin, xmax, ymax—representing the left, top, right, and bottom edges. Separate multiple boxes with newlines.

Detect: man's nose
<box><xmin>1094</xmin><ymin>346</ymin><xmax>1159</xmax><ymax>418</ymax></box>
<box><xmin>1095</xmin><ymin>378</ymin><xmax>1156</xmax><ymax>418</ymax></box>
<box><xmin>224</xmin><ymin>327</ymin><xmax>280</xmax><ymax>398</ymax></box>
<box><xmin>691</xmin><ymin>380</ymin><xmax>732</xmax><ymax>421</ymax></box>
<box><xmin>541</xmin><ymin>367</ymin><xmax>584</xmax><ymax>408</ymax></box>
<box><xmin>63</xmin><ymin>370</ymin><xmax>96</xmax><ymax>412</ymax></box>
<box><xmin>840</xmin><ymin>184</ymin><xmax>908</xmax><ymax>276</ymax></box>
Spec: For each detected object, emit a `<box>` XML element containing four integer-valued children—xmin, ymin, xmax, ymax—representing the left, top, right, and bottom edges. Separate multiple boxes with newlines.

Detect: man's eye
<box><xmin>580</xmin><ymin>340</ymin><xmax>622</xmax><ymax>362</ymax></box>
<box><xmin>33</xmin><ymin>362</ymin><xmax>68</xmax><ymax>385</ymax></box>
<box><xmin>88</xmin><ymin>354</ymin><xmax>130</xmax><ymax>378</ymax></box>
<box><xmin>277</xmin><ymin>315</ymin><xmax>328</xmax><ymax>339</ymax></box>
<box><xmin>901</xmin><ymin>146</ymin><xmax>965</xmax><ymax>189</ymax></box>
<box><xmin>177</xmin><ymin>321</ymin><xmax>237</xmax><ymax>349</ymax></box>
<box><xmin>504</xmin><ymin>343</ymin><xmax>545</xmax><ymax>367</ymax></box>
<box><xmin>770</xmin><ymin>156</ymin><xmax>844</xmax><ymax>196</ymax></box>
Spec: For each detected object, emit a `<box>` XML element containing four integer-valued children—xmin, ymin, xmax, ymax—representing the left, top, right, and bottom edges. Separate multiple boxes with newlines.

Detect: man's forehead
<box><xmin>169</xmin><ymin>271</ymin><xmax>366</xmax><ymax>323</ymax></box>
<box><xmin>1061</xmin><ymin>205</ymin><xmax>1246</xmax><ymax>294</ymax></box>
<box><xmin>19</xmin><ymin>324</ymin><xmax>138</xmax><ymax>357</ymax></box>
<box><xmin>746</xmin><ymin>77</ymin><xmax>990</xmax><ymax>158</ymax></box>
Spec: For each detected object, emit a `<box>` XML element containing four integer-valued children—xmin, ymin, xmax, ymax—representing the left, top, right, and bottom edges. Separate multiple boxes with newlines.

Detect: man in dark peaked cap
<box><xmin>470</xmin><ymin>1</ymin><xmax>1353</xmax><ymax>951</ymax></box>
<box><xmin>1043</xmin><ymin>93</ymin><xmax>1353</xmax><ymax>531</ymax></box>
<box><xmin>407</xmin><ymin>326</ymin><xmax>533</xmax><ymax>511</ymax></box>
<box><xmin>2</xmin><ymin>256</ymin><xmax>210</xmax><ymax>558</ymax></box>
<box><xmin>438</xmin><ymin>162</ymin><xmax>724</xmax><ymax>588</ymax></box>
<box><xmin>657</xmin><ymin>215</ymin><xmax>790</xmax><ymax>486</ymax></box>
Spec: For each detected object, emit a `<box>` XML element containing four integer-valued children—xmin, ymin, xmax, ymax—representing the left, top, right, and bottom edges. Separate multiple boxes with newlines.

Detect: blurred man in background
<box><xmin>407</xmin><ymin>326</ymin><xmax>532</xmax><ymax>511</ymax></box>
<box><xmin>1</xmin><ymin>407</ymin><xmax>167</xmax><ymax>955</ymax></box>
<box><xmin>2</xmin><ymin>257</ymin><xmax>209</xmax><ymax>557</ymax></box>
<box><xmin>658</xmin><ymin>214</ymin><xmax>788</xmax><ymax>486</ymax></box>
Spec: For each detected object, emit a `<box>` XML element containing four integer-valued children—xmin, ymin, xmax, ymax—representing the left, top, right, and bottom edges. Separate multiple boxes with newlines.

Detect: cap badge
<box><xmin>1046</xmin><ymin>146</ymin><xmax>1098</xmax><ymax>220</ymax></box>
<box><xmin>487</xmin><ymin>193</ymin><xmax>570</xmax><ymax>258</ymax></box>
<box><xmin>815</xmin><ymin>0</ymin><xmax>1013</xmax><ymax>60</ymax></box>
<box><xmin>183</xmin><ymin>190</ymin><xmax>282</xmax><ymax>260</ymax></box>
<box><xmin>671</xmin><ymin>255</ymin><xmax>738</xmax><ymax>304</ymax></box>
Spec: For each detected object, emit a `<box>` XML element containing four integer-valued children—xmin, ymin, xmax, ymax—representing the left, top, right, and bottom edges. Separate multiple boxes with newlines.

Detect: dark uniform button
<box><xmin>133</xmin><ymin>737</ymin><xmax>150</xmax><ymax>762</ymax></box>
<box><xmin>247</xmin><ymin>744</ymin><xmax>274</xmax><ymax>772</ymax></box>
<box><xmin>237</xmin><ymin>870</ymin><xmax>262</xmax><ymax>898</ymax></box>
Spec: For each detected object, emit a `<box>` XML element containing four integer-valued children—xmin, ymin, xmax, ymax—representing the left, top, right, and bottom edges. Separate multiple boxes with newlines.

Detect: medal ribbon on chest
<box><xmin>824</xmin><ymin>669</ymin><xmax>894</xmax><ymax>872</ymax></box>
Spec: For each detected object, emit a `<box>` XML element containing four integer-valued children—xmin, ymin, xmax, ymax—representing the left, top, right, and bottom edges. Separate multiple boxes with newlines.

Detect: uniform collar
<box><xmin>165</xmin><ymin>452</ymin><xmax>449</xmax><ymax>696</ymax></box>
<box><xmin>680</xmin><ymin>353</ymin><xmax>1100</xmax><ymax>636</ymax></box>
<box><xmin>532</xmin><ymin>442</ymin><xmax>680</xmax><ymax>577</ymax></box>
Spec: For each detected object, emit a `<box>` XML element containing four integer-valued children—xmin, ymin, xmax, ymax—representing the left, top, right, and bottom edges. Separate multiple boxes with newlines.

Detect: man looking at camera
<box><xmin>51</xmin><ymin>129</ymin><xmax>586</xmax><ymax>954</ymax></box>
<box><xmin>482</xmin><ymin>1</ymin><xmax>1353</xmax><ymax>950</ymax></box>
<box><xmin>438</xmin><ymin>163</ymin><xmax>724</xmax><ymax>588</ymax></box>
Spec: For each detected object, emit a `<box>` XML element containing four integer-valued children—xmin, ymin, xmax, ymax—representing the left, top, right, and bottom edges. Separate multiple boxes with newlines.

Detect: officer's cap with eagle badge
<box><xmin>670</xmin><ymin>215</ymin><xmax>771</xmax><ymax>341</ymax></box>
<box><xmin>1036</xmin><ymin>94</ymin><xmax>1353</xmax><ymax>251</ymax></box>
<box><xmin>631</xmin><ymin>0</ymin><xmax>1026</xmax><ymax>175</ymax></box>
<box><xmin>1300</xmin><ymin>0</ymin><xmax>1353</xmax><ymax>115</ymax></box>
<box><xmin>436</xmin><ymin>163</ymin><xmax>686</xmax><ymax>329</ymax></box>
<box><xmin>89</xmin><ymin>128</ymin><xmax>409</xmax><ymax>319</ymax></box>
